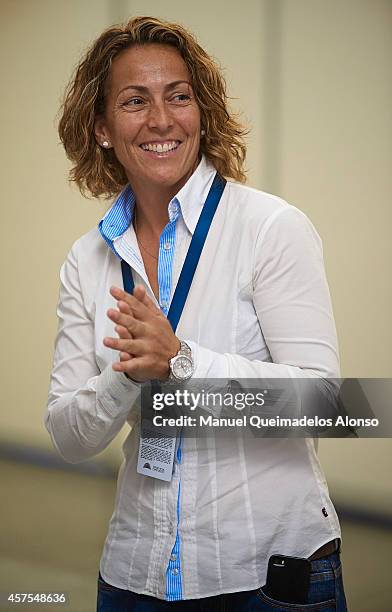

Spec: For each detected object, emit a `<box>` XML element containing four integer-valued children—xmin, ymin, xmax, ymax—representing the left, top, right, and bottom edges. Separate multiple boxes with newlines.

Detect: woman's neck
<box><xmin>131</xmin><ymin>184</ymin><xmax>173</xmax><ymax>238</ymax></box>
<box><xmin>128</xmin><ymin>156</ymin><xmax>200</xmax><ymax>236</ymax></box>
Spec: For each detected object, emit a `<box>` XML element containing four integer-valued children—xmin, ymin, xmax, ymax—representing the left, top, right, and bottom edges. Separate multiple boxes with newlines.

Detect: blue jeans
<box><xmin>97</xmin><ymin>551</ymin><xmax>348</xmax><ymax>611</ymax></box>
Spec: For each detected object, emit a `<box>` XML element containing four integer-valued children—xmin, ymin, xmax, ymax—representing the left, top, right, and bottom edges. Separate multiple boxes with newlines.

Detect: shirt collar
<box><xmin>174</xmin><ymin>155</ymin><xmax>217</xmax><ymax>234</ymax></box>
<box><xmin>98</xmin><ymin>185</ymin><xmax>135</xmax><ymax>256</ymax></box>
<box><xmin>98</xmin><ymin>155</ymin><xmax>217</xmax><ymax>256</ymax></box>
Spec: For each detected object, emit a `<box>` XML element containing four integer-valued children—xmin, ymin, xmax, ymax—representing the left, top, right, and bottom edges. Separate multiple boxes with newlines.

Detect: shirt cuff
<box><xmin>185</xmin><ymin>340</ymin><xmax>229</xmax><ymax>379</ymax></box>
<box><xmin>96</xmin><ymin>364</ymin><xmax>141</xmax><ymax>418</ymax></box>
<box><xmin>184</xmin><ymin>341</ymin><xmax>231</xmax><ymax>417</ymax></box>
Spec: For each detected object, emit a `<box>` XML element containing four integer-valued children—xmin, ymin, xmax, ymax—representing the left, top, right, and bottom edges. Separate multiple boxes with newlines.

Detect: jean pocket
<box><xmin>256</xmin><ymin>587</ymin><xmax>336</xmax><ymax>611</ymax></box>
<box><xmin>254</xmin><ymin>554</ymin><xmax>341</xmax><ymax>610</ymax></box>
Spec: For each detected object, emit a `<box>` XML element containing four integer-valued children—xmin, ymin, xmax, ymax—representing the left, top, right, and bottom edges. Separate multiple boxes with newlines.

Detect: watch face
<box><xmin>172</xmin><ymin>355</ymin><xmax>193</xmax><ymax>380</ymax></box>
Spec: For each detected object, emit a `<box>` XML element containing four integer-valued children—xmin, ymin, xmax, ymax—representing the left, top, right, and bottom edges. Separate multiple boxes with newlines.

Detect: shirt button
<box><xmin>163</xmin><ymin>242</ymin><xmax>171</xmax><ymax>250</ymax></box>
<box><xmin>160</xmin><ymin>301</ymin><xmax>168</xmax><ymax>308</ymax></box>
<box><xmin>170</xmin><ymin>553</ymin><xmax>177</xmax><ymax>562</ymax></box>
<box><xmin>171</xmin><ymin>568</ymin><xmax>179</xmax><ymax>576</ymax></box>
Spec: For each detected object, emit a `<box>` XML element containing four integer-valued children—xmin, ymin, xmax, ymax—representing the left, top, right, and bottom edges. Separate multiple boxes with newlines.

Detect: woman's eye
<box><xmin>123</xmin><ymin>98</ymin><xmax>144</xmax><ymax>107</ymax></box>
<box><xmin>172</xmin><ymin>93</ymin><xmax>191</xmax><ymax>103</ymax></box>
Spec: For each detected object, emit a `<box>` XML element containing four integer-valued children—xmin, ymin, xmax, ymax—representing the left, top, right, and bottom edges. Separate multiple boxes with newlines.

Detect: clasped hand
<box><xmin>104</xmin><ymin>285</ymin><xmax>180</xmax><ymax>382</ymax></box>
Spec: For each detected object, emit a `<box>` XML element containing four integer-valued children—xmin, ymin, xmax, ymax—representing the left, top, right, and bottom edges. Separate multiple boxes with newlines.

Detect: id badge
<box><xmin>137</xmin><ymin>418</ymin><xmax>177</xmax><ymax>481</ymax></box>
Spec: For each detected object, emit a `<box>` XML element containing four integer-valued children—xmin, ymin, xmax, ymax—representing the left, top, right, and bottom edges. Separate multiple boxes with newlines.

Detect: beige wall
<box><xmin>272</xmin><ymin>0</ymin><xmax>392</xmax><ymax>514</ymax></box>
<box><xmin>0</xmin><ymin>0</ymin><xmax>391</xmax><ymax>513</ymax></box>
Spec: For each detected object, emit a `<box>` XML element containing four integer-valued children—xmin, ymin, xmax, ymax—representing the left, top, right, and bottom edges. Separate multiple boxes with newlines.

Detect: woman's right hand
<box><xmin>104</xmin><ymin>285</ymin><xmax>180</xmax><ymax>382</ymax></box>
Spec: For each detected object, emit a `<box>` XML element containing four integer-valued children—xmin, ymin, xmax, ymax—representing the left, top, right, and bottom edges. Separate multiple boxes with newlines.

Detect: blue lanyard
<box><xmin>121</xmin><ymin>172</ymin><xmax>226</xmax><ymax>333</ymax></box>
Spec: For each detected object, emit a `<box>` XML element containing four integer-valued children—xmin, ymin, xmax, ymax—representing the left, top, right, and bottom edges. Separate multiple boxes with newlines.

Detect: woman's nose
<box><xmin>147</xmin><ymin>102</ymin><xmax>174</xmax><ymax>131</ymax></box>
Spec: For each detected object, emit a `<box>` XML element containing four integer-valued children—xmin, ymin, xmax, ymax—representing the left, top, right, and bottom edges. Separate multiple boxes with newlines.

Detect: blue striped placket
<box><xmin>99</xmin><ymin>187</ymin><xmax>184</xmax><ymax>601</ymax></box>
<box><xmin>155</xmin><ymin>198</ymin><xmax>183</xmax><ymax>600</ymax></box>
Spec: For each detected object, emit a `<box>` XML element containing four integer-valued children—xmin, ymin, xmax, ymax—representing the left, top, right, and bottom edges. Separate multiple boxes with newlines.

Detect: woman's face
<box><xmin>95</xmin><ymin>44</ymin><xmax>201</xmax><ymax>194</ymax></box>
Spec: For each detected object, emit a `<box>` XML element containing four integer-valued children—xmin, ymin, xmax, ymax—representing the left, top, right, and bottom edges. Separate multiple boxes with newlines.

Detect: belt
<box><xmin>309</xmin><ymin>538</ymin><xmax>340</xmax><ymax>561</ymax></box>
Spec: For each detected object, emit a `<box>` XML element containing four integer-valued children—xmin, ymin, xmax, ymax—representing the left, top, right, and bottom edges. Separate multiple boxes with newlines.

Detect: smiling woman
<box><xmin>58</xmin><ymin>16</ymin><xmax>246</xmax><ymax>199</ymax></box>
<box><xmin>94</xmin><ymin>44</ymin><xmax>202</xmax><ymax>214</ymax></box>
<box><xmin>48</xmin><ymin>14</ymin><xmax>348</xmax><ymax>612</ymax></box>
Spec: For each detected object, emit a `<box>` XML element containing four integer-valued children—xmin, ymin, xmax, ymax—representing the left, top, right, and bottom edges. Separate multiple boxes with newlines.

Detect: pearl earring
<box><xmin>200</xmin><ymin>129</ymin><xmax>205</xmax><ymax>137</ymax></box>
<box><xmin>102</xmin><ymin>140</ymin><xmax>109</xmax><ymax>148</ymax></box>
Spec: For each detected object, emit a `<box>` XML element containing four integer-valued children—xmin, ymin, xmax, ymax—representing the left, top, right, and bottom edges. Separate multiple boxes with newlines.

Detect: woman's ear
<box><xmin>94</xmin><ymin>115</ymin><xmax>112</xmax><ymax>149</ymax></box>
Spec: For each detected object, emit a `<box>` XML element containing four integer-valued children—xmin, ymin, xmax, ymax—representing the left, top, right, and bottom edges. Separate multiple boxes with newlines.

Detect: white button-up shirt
<box><xmin>46</xmin><ymin>156</ymin><xmax>341</xmax><ymax>600</ymax></box>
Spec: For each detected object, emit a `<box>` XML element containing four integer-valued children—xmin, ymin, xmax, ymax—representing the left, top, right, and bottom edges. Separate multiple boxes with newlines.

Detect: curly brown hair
<box><xmin>58</xmin><ymin>16</ymin><xmax>248</xmax><ymax>199</ymax></box>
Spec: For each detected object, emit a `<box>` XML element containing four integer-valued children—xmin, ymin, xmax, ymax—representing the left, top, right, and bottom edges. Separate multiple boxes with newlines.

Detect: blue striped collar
<box><xmin>99</xmin><ymin>184</ymin><xmax>135</xmax><ymax>256</ymax></box>
<box><xmin>98</xmin><ymin>155</ymin><xmax>217</xmax><ymax>257</ymax></box>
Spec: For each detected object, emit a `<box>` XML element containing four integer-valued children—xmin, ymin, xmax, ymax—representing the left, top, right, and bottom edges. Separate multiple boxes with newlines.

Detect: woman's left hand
<box><xmin>104</xmin><ymin>285</ymin><xmax>180</xmax><ymax>382</ymax></box>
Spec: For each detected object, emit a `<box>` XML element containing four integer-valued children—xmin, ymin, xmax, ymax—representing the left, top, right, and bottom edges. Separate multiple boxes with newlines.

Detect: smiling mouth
<box><xmin>139</xmin><ymin>140</ymin><xmax>181</xmax><ymax>153</ymax></box>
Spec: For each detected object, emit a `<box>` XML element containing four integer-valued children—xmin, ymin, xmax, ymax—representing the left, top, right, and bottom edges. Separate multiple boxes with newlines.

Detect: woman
<box><xmin>46</xmin><ymin>16</ymin><xmax>348</xmax><ymax>611</ymax></box>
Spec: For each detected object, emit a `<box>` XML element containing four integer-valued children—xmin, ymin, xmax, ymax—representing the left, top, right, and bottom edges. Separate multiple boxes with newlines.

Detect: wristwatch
<box><xmin>168</xmin><ymin>341</ymin><xmax>194</xmax><ymax>381</ymax></box>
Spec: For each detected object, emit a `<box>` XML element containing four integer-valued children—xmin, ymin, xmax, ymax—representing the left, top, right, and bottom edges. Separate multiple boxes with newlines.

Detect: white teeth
<box><xmin>140</xmin><ymin>141</ymin><xmax>179</xmax><ymax>152</ymax></box>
